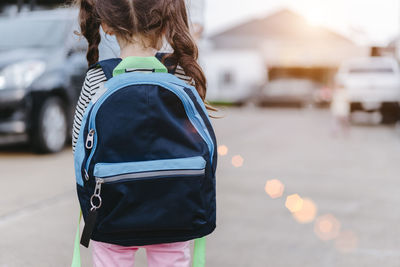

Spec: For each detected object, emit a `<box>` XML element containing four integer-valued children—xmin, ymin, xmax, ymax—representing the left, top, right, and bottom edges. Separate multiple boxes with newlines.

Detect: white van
<box><xmin>336</xmin><ymin>57</ymin><xmax>400</xmax><ymax>122</ymax></box>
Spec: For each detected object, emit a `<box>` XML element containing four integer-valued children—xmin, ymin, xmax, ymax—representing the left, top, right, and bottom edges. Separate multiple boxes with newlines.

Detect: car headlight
<box><xmin>0</xmin><ymin>60</ymin><xmax>46</xmax><ymax>90</ymax></box>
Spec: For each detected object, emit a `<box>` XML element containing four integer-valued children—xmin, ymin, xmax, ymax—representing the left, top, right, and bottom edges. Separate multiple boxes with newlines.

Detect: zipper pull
<box><xmin>81</xmin><ymin>178</ymin><xmax>104</xmax><ymax>248</ymax></box>
<box><xmin>93</xmin><ymin>178</ymin><xmax>104</xmax><ymax>199</ymax></box>
<box><xmin>85</xmin><ymin>129</ymin><xmax>95</xmax><ymax>149</ymax></box>
<box><xmin>90</xmin><ymin>178</ymin><xmax>104</xmax><ymax>210</ymax></box>
<box><xmin>84</xmin><ymin>169</ymin><xmax>89</xmax><ymax>181</ymax></box>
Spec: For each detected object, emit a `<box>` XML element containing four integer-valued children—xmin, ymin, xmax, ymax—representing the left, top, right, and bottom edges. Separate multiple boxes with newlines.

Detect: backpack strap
<box><xmin>89</xmin><ymin>58</ymin><xmax>122</xmax><ymax>80</ymax></box>
<box><xmin>155</xmin><ymin>52</ymin><xmax>178</xmax><ymax>75</ymax></box>
<box><xmin>192</xmin><ymin>237</ymin><xmax>206</xmax><ymax>267</ymax></box>
<box><xmin>71</xmin><ymin>210</ymin><xmax>82</xmax><ymax>267</ymax></box>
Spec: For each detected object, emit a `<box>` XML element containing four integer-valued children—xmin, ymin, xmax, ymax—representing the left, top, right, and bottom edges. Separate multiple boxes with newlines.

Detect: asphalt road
<box><xmin>1</xmin><ymin>107</ymin><xmax>400</xmax><ymax>267</ymax></box>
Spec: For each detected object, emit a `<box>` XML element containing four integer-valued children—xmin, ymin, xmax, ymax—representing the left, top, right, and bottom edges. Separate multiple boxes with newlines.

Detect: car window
<box><xmin>0</xmin><ymin>17</ymin><xmax>70</xmax><ymax>50</ymax></box>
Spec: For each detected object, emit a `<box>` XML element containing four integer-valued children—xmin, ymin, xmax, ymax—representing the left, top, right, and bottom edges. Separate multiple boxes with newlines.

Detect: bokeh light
<box><xmin>292</xmin><ymin>198</ymin><xmax>317</xmax><ymax>224</ymax></box>
<box><xmin>218</xmin><ymin>145</ymin><xmax>228</xmax><ymax>156</ymax></box>
<box><xmin>314</xmin><ymin>214</ymin><xmax>341</xmax><ymax>241</ymax></box>
<box><xmin>285</xmin><ymin>194</ymin><xmax>303</xmax><ymax>213</ymax></box>
<box><xmin>264</xmin><ymin>179</ymin><xmax>285</xmax><ymax>199</ymax></box>
<box><xmin>231</xmin><ymin>155</ymin><xmax>244</xmax><ymax>168</ymax></box>
<box><xmin>335</xmin><ymin>231</ymin><xmax>358</xmax><ymax>253</ymax></box>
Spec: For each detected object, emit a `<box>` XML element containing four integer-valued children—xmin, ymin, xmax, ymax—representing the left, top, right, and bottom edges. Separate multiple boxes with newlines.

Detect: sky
<box><xmin>204</xmin><ymin>0</ymin><xmax>400</xmax><ymax>46</ymax></box>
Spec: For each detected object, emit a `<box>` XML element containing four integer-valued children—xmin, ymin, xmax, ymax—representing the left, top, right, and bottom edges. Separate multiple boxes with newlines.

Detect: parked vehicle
<box><xmin>259</xmin><ymin>78</ymin><xmax>320</xmax><ymax>107</ymax></box>
<box><xmin>200</xmin><ymin>49</ymin><xmax>267</xmax><ymax>105</ymax></box>
<box><xmin>0</xmin><ymin>8</ymin><xmax>87</xmax><ymax>152</ymax></box>
<box><xmin>336</xmin><ymin>57</ymin><xmax>400</xmax><ymax>123</ymax></box>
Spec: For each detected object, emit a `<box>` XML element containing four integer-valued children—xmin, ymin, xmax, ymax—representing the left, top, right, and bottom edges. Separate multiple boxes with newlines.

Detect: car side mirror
<box><xmin>67</xmin><ymin>47</ymin><xmax>86</xmax><ymax>58</ymax></box>
<box><xmin>67</xmin><ymin>48</ymin><xmax>76</xmax><ymax>58</ymax></box>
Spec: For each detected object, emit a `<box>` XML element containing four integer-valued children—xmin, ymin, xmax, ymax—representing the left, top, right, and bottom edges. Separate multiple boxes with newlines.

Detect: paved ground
<box><xmin>1</xmin><ymin>107</ymin><xmax>400</xmax><ymax>267</ymax></box>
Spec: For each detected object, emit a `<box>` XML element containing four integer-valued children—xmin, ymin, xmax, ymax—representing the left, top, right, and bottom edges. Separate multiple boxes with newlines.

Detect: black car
<box><xmin>0</xmin><ymin>8</ymin><xmax>88</xmax><ymax>153</ymax></box>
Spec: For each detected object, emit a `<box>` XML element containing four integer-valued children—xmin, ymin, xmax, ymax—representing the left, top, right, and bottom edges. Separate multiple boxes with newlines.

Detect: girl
<box><xmin>72</xmin><ymin>0</ymin><xmax>211</xmax><ymax>266</ymax></box>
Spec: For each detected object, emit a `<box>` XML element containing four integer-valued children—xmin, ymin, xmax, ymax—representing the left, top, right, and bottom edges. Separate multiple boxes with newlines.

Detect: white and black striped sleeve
<box><xmin>175</xmin><ymin>65</ymin><xmax>195</xmax><ymax>86</ymax></box>
<box><xmin>71</xmin><ymin>68</ymin><xmax>107</xmax><ymax>153</ymax></box>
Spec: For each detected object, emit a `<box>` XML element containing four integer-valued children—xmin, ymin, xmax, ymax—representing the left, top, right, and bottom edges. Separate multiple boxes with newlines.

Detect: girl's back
<box><xmin>72</xmin><ymin>1</ymin><xmax>217</xmax><ymax>266</ymax></box>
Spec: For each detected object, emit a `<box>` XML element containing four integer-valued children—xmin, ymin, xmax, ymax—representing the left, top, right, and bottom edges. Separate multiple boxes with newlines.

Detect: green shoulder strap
<box><xmin>71</xmin><ymin>210</ymin><xmax>82</xmax><ymax>267</ymax></box>
<box><xmin>192</xmin><ymin>237</ymin><xmax>206</xmax><ymax>267</ymax></box>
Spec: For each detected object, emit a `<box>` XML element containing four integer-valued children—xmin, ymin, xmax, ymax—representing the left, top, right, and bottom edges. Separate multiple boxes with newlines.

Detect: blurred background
<box><xmin>1</xmin><ymin>0</ymin><xmax>400</xmax><ymax>266</ymax></box>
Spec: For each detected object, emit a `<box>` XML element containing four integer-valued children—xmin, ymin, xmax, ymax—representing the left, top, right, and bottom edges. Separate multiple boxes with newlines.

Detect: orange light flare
<box><xmin>285</xmin><ymin>194</ymin><xmax>303</xmax><ymax>213</ymax></box>
<box><xmin>217</xmin><ymin>145</ymin><xmax>228</xmax><ymax>156</ymax></box>
<box><xmin>314</xmin><ymin>214</ymin><xmax>341</xmax><ymax>241</ymax></box>
<box><xmin>335</xmin><ymin>230</ymin><xmax>358</xmax><ymax>253</ymax></box>
<box><xmin>231</xmin><ymin>155</ymin><xmax>244</xmax><ymax>168</ymax></box>
<box><xmin>264</xmin><ymin>179</ymin><xmax>285</xmax><ymax>199</ymax></box>
<box><xmin>292</xmin><ymin>198</ymin><xmax>317</xmax><ymax>224</ymax></box>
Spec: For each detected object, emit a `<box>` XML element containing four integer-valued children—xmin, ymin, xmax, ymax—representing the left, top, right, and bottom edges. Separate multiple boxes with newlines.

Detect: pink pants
<box><xmin>92</xmin><ymin>240</ymin><xmax>192</xmax><ymax>267</ymax></box>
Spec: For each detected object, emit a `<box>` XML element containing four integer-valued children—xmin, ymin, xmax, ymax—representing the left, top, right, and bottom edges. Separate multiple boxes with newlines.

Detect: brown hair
<box><xmin>75</xmin><ymin>0</ymin><xmax>209</xmax><ymax>103</ymax></box>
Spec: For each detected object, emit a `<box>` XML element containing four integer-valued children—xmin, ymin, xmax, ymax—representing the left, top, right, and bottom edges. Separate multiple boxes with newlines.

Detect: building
<box><xmin>387</xmin><ymin>37</ymin><xmax>400</xmax><ymax>60</ymax></box>
<box><xmin>209</xmin><ymin>9</ymin><xmax>369</xmax><ymax>85</ymax></box>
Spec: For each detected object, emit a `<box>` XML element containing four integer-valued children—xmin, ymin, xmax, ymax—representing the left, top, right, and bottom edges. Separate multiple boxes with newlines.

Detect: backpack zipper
<box><xmin>90</xmin><ymin>167</ymin><xmax>205</xmax><ymax>210</ymax></box>
<box><xmin>85</xmin><ymin>129</ymin><xmax>95</xmax><ymax>149</ymax></box>
<box><xmin>98</xmin><ymin>168</ymin><xmax>205</xmax><ymax>183</ymax></box>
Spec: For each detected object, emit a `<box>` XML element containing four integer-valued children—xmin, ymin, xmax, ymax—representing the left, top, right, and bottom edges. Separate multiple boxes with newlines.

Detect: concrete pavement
<box><xmin>1</xmin><ymin>107</ymin><xmax>400</xmax><ymax>267</ymax></box>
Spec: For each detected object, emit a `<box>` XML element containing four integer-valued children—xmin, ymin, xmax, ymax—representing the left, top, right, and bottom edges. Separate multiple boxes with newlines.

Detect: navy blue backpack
<box><xmin>73</xmin><ymin>55</ymin><xmax>217</xmax><ymax>252</ymax></box>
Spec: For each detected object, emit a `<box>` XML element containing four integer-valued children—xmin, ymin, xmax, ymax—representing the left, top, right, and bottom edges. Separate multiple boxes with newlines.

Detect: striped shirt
<box><xmin>72</xmin><ymin>65</ymin><xmax>194</xmax><ymax>153</ymax></box>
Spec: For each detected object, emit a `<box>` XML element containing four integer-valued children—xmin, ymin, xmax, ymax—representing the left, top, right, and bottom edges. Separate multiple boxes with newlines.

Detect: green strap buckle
<box><xmin>112</xmin><ymin>56</ymin><xmax>168</xmax><ymax>77</ymax></box>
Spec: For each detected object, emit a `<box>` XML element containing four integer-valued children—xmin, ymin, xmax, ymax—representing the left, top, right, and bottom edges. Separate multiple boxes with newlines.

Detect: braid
<box><xmin>164</xmin><ymin>1</ymin><xmax>207</xmax><ymax>101</ymax></box>
<box><xmin>76</xmin><ymin>0</ymin><xmax>101</xmax><ymax>66</ymax></box>
<box><xmin>174</xmin><ymin>38</ymin><xmax>206</xmax><ymax>100</ymax></box>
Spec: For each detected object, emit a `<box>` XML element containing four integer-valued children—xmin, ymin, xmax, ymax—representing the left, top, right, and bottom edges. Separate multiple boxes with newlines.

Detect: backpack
<box><xmin>73</xmin><ymin>56</ymin><xmax>217</xmax><ymax>250</ymax></box>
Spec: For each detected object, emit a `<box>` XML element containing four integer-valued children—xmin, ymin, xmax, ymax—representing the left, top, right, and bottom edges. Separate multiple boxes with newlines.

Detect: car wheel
<box><xmin>350</xmin><ymin>102</ymin><xmax>361</xmax><ymax>113</ymax></box>
<box><xmin>381</xmin><ymin>111</ymin><xmax>398</xmax><ymax>124</ymax></box>
<box><xmin>32</xmin><ymin>97</ymin><xmax>67</xmax><ymax>153</ymax></box>
<box><xmin>381</xmin><ymin>103</ymin><xmax>400</xmax><ymax>124</ymax></box>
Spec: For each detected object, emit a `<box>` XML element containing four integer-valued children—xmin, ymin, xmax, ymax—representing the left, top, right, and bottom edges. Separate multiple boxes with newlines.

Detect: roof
<box><xmin>210</xmin><ymin>9</ymin><xmax>354</xmax><ymax>44</ymax></box>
